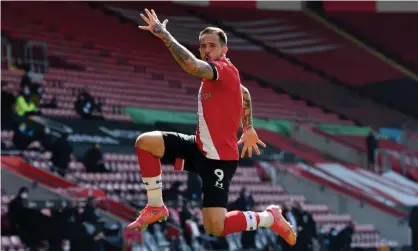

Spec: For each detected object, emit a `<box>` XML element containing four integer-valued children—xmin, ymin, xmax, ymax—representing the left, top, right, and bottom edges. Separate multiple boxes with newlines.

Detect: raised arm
<box><xmin>161</xmin><ymin>33</ymin><xmax>214</xmax><ymax>79</ymax></box>
<box><xmin>138</xmin><ymin>9</ymin><xmax>213</xmax><ymax>80</ymax></box>
<box><xmin>241</xmin><ymin>85</ymin><xmax>253</xmax><ymax>130</ymax></box>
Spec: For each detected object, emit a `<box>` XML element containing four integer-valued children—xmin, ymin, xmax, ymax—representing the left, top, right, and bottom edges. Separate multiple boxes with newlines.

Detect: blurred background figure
<box><xmin>75</xmin><ymin>88</ymin><xmax>103</xmax><ymax>120</ymax></box>
<box><xmin>83</xmin><ymin>143</ymin><xmax>107</xmax><ymax>173</ymax></box>
<box><xmin>51</xmin><ymin>133</ymin><xmax>73</xmax><ymax>177</ymax></box>
<box><xmin>293</xmin><ymin>201</ymin><xmax>317</xmax><ymax>251</ymax></box>
<box><xmin>330</xmin><ymin>221</ymin><xmax>355</xmax><ymax>251</ymax></box>
<box><xmin>186</xmin><ymin>172</ymin><xmax>202</xmax><ymax>204</ymax></box>
<box><xmin>409</xmin><ymin>206</ymin><xmax>418</xmax><ymax>251</ymax></box>
<box><xmin>365</xmin><ymin>131</ymin><xmax>379</xmax><ymax>171</ymax></box>
<box><xmin>229</xmin><ymin>187</ymin><xmax>257</xmax><ymax>249</ymax></box>
<box><xmin>232</xmin><ymin>187</ymin><xmax>255</xmax><ymax>212</ymax></box>
<box><xmin>280</xmin><ymin>201</ymin><xmax>298</xmax><ymax>251</ymax></box>
<box><xmin>163</xmin><ymin>181</ymin><xmax>184</xmax><ymax>204</ymax></box>
<box><xmin>2</xmin><ymin>81</ymin><xmax>17</xmax><ymax>126</ymax></box>
<box><xmin>14</xmin><ymin>82</ymin><xmax>38</xmax><ymax>117</ymax></box>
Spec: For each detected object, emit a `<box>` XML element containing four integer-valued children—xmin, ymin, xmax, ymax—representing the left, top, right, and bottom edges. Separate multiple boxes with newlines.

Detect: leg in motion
<box><xmin>202</xmin><ymin>206</ymin><xmax>296</xmax><ymax>246</ymax></box>
<box><xmin>127</xmin><ymin>131</ymin><xmax>168</xmax><ymax>230</ymax></box>
<box><xmin>199</xmin><ymin>160</ymin><xmax>296</xmax><ymax>245</ymax></box>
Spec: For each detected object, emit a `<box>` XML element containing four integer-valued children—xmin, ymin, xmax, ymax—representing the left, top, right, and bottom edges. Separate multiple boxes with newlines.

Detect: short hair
<box><xmin>199</xmin><ymin>27</ymin><xmax>227</xmax><ymax>46</ymax></box>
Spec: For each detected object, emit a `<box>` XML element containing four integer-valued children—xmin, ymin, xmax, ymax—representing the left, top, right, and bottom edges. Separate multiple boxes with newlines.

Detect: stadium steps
<box><xmin>275</xmin><ymin>162</ymin><xmax>405</xmax><ymax>246</ymax></box>
<box><xmin>1</xmin><ymin>155</ymin><xmax>136</xmax><ymax>222</ymax></box>
<box><xmin>292</xmin><ymin>124</ymin><xmax>418</xmax><ymax>181</ymax></box>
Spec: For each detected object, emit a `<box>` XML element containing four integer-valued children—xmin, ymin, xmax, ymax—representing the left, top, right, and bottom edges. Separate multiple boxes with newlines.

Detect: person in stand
<box><xmin>293</xmin><ymin>201</ymin><xmax>317</xmax><ymax>251</ymax></box>
<box><xmin>83</xmin><ymin>143</ymin><xmax>107</xmax><ymax>173</ymax></box>
<box><xmin>409</xmin><ymin>205</ymin><xmax>418</xmax><ymax>251</ymax></box>
<box><xmin>365</xmin><ymin>131</ymin><xmax>378</xmax><ymax>171</ymax></box>
<box><xmin>51</xmin><ymin>133</ymin><xmax>73</xmax><ymax>177</ymax></box>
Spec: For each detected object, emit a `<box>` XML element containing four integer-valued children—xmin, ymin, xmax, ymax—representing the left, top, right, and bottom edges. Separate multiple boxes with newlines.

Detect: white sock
<box><xmin>243</xmin><ymin>211</ymin><xmax>258</xmax><ymax>231</ymax></box>
<box><xmin>257</xmin><ymin>211</ymin><xmax>274</xmax><ymax>227</ymax></box>
<box><xmin>147</xmin><ymin>188</ymin><xmax>163</xmax><ymax>207</ymax></box>
<box><xmin>142</xmin><ymin>175</ymin><xmax>163</xmax><ymax>207</ymax></box>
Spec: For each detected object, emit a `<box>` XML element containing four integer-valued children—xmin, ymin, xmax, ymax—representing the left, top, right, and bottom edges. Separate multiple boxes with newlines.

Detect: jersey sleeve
<box><xmin>208</xmin><ymin>61</ymin><xmax>234</xmax><ymax>81</ymax></box>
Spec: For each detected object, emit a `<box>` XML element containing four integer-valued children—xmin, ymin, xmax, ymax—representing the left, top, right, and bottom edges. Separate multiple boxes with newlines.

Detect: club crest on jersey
<box><xmin>202</xmin><ymin>92</ymin><xmax>212</xmax><ymax>100</ymax></box>
<box><xmin>217</xmin><ymin>62</ymin><xmax>224</xmax><ymax>70</ymax></box>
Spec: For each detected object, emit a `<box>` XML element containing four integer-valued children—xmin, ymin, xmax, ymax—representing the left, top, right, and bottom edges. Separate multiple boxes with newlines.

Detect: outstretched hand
<box><xmin>238</xmin><ymin>127</ymin><xmax>266</xmax><ymax>158</ymax></box>
<box><xmin>138</xmin><ymin>8</ymin><xmax>169</xmax><ymax>39</ymax></box>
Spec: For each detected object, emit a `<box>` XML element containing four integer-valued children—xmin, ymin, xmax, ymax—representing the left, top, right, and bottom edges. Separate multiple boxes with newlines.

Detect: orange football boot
<box><xmin>266</xmin><ymin>205</ymin><xmax>297</xmax><ymax>246</ymax></box>
<box><xmin>127</xmin><ymin>205</ymin><xmax>169</xmax><ymax>230</ymax></box>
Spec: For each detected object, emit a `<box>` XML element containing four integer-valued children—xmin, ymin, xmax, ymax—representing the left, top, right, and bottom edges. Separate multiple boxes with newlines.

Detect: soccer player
<box><xmin>127</xmin><ymin>8</ymin><xmax>296</xmax><ymax>245</ymax></box>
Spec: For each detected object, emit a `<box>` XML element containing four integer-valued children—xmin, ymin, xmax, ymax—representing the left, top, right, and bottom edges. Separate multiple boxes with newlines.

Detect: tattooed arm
<box><xmin>238</xmin><ymin>84</ymin><xmax>265</xmax><ymax>158</ymax></box>
<box><xmin>241</xmin><ymin>85</ymin><xmax>253</xmax><ymax>130</ymax></box>
<box><xmin>161</xmin><ymin>33</ymin><xmax>214</xmax><ymax>79</ymax></box>
<box><xmin>138</xmin><ymin>8</ymin><xmax>213</xmax><ymax>79</ymax></box>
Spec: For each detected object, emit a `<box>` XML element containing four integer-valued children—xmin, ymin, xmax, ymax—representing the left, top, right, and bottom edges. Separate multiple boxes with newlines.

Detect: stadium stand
<box><xmin>1</xmin><ymin>150</ymin><xmax>398</xmax><ymax>249</ymax></box>
<box><xmin>293</xmin><ymin>124</ymin><xmax>418</xmax><ymax>181</ymax></box>
<box><xmin>1</xmin><ymin>193</ymin><xmax>124</xmax><ymax>251</ymax></box>
<box><xmin>2</xmin><ymin>1</ymin><xmax>417</xmax><ymax>251</ymax></box>
<box><xmin>183</xmin><ymin>5</ymin><xmax>406</xmax><ymax>85</ymax></box>
<box><xmin>103</xmin><ymin>1</ymin><xmax>417</xmax><ymax>127</ymax></box>
<box><xmin>1</xmin><ymin>1</ymin><xmax>356</xmax><ymax>125</ymax></box>
<box><xmin>324</xmin><ymin>12</ymin><xmax>418</xmax><ymax>70</ymax></box>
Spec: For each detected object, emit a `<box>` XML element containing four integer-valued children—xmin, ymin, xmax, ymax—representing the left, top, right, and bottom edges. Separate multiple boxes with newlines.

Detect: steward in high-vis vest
<box><xmin>14</xmin><ymin>85</ymin><xmax>37</xmax><ymax>116</ymax></box>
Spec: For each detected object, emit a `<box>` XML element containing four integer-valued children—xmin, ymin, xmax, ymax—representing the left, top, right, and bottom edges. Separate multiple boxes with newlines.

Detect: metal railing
<box><xmin>9</xmin><ymin>21</ymin><xmax>102</xmax><ymax>74</ymax></box>
<box><xmin>24</xmin><ymin>40</ymin><xmax>49</xmax><ymax>74</ymax></box>
<box><xmin>376</xmin><ymin>148</ymin><xmax>418</xmax><ymax>175</ymax></box>
<box><xmin>375</xmin><ymin>149</ymin><xmax>392</xmax><ymax>174</ymax></box>
<box><xmin>1</xmin><ymin>36</ymin><xmax>13</xmax><ymax>69</ymax></box>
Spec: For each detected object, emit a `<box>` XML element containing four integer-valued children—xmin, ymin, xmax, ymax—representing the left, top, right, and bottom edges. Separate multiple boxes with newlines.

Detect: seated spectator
<box><xmin>14</xmin><ymin>85</ymin><xmax>39</xmax><ymax>117</ymax></box>
<box><xmin>8</xmin><ymin>187</ymin><xmax>50</xmax><ymax>250</ymax></box>
<box><xmin>20</xmin><ymin>64</ymin><xmax>33</xmax><ymax>93</ymax></box>
<box><xmin>335</xmin><ymin>222</ymin><xmax>355</xmax><ymax>251</ymax></box>
<box><xmin>11</xmin><ymin>119</ymin><xmax>53</xmax><ymax>154</ymax></box>
<box><xmin>231</xmin><ymin>187</ymin><xmax>255</xmax><ymax>211</ymax></box>
<box><xmin>410</xmin><ymin>206</ymin><xmax>418</xmax><ymax>251</ymax></box>
<box><xmin>1</xmin><ymin>81</ymin><xmax>16</xmax><ymax>126</ymax></box>
<box><xmin>75</xmin><ymin>88</ymin><xmax>103</xmax><ymax>120</ymax></box>
<box><xmin>293</xmin><ymin>201</ymin><xmax>318</xmax><ymax>251</ymax></box>
<box><xmin>19</xmin><ymin>64</ymin><xmax>45</xmax><ymax>107</ymax></box>
<box><xmin>81</xmin><ymin>197</ymin><xmax>106</xmax><ymax>251</ymax></box>
<box><xmin>8</xmin><ymin>187</ymin><xmax>30</xmax><ymax>230</ymax></box>
<box><xmin>35</xmin><ymin>240</ymin><xmax>50</xmax><ymax>251</ymax></box>
<box><xmin>280</xmin><ymin>201</ymin><xmax>298</xmax><ymax>251</ymax></box>
<box><xmin>1</xmin><ymin>141</ymin><xmax>6</xmax><ymax>150</ymax></box>
<box><xmin>51</xmin><ymin>133</ymin><xmax>73</xmax><ymax>177</ymax></box>
<box><xmin>12</xmin><ymin>122</ymin><xmax>36</xmax><ymax>151</ymax></box>
<box><xmin>325</xmin><ymin>226</ymin><xmax>343</xmax><ymax>251</ymax></box>
<box><xmin>61</xmin><ymin>239</ymin><xmax>71</xmax><ymax>251</ymax></box>
<box><xmin>186</xmin><ymin>172</ymin><xmax>202</xmax><ymax>203</ymax></box>
<box><xmin>163</xmin><ymin>181</ymin><xmax>183</xmax><ymax>203</ymax></box>
<box><xmin>83</xmin><ymin>143</ymin><xmax>108</xmax><ymax>173</ymax></box>
<box><xmin>82</xmin><ymin>197</ymin><xmax>103</xmax><ymax>227</ymax></box>
<box><xmin>179</xmin><ymin>200</ymin><xmax>199</xmax><ymax>247</ymax></box>
<box><xmin>230</xmin><ymin>188</ymin><xmax>256</xmax><ymax>249</ymax></box>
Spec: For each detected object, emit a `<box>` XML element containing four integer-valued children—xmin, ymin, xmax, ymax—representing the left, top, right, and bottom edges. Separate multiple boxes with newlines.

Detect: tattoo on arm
<box><xmin>241</xmin><ymin>85</ymin><xmax>253</xmax><ymax>129</ymax></box>
<box><xmin>161</xmin><ymin>32</ymin><xmax>214</xmax><ymax>79</ymax></box>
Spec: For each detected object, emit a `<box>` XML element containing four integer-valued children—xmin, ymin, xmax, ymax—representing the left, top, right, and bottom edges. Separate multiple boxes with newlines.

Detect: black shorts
<box><xmin>162</xmin><ymin>131</ymin><xmax>238</xmax><ymax>208</ymax></box>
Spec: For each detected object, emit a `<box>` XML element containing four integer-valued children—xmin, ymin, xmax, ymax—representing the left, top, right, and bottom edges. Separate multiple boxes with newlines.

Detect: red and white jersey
<box><xmin>196</xmin><ymin>57</ymin><xmax>242</xmax><ymax>161</ymax></box>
